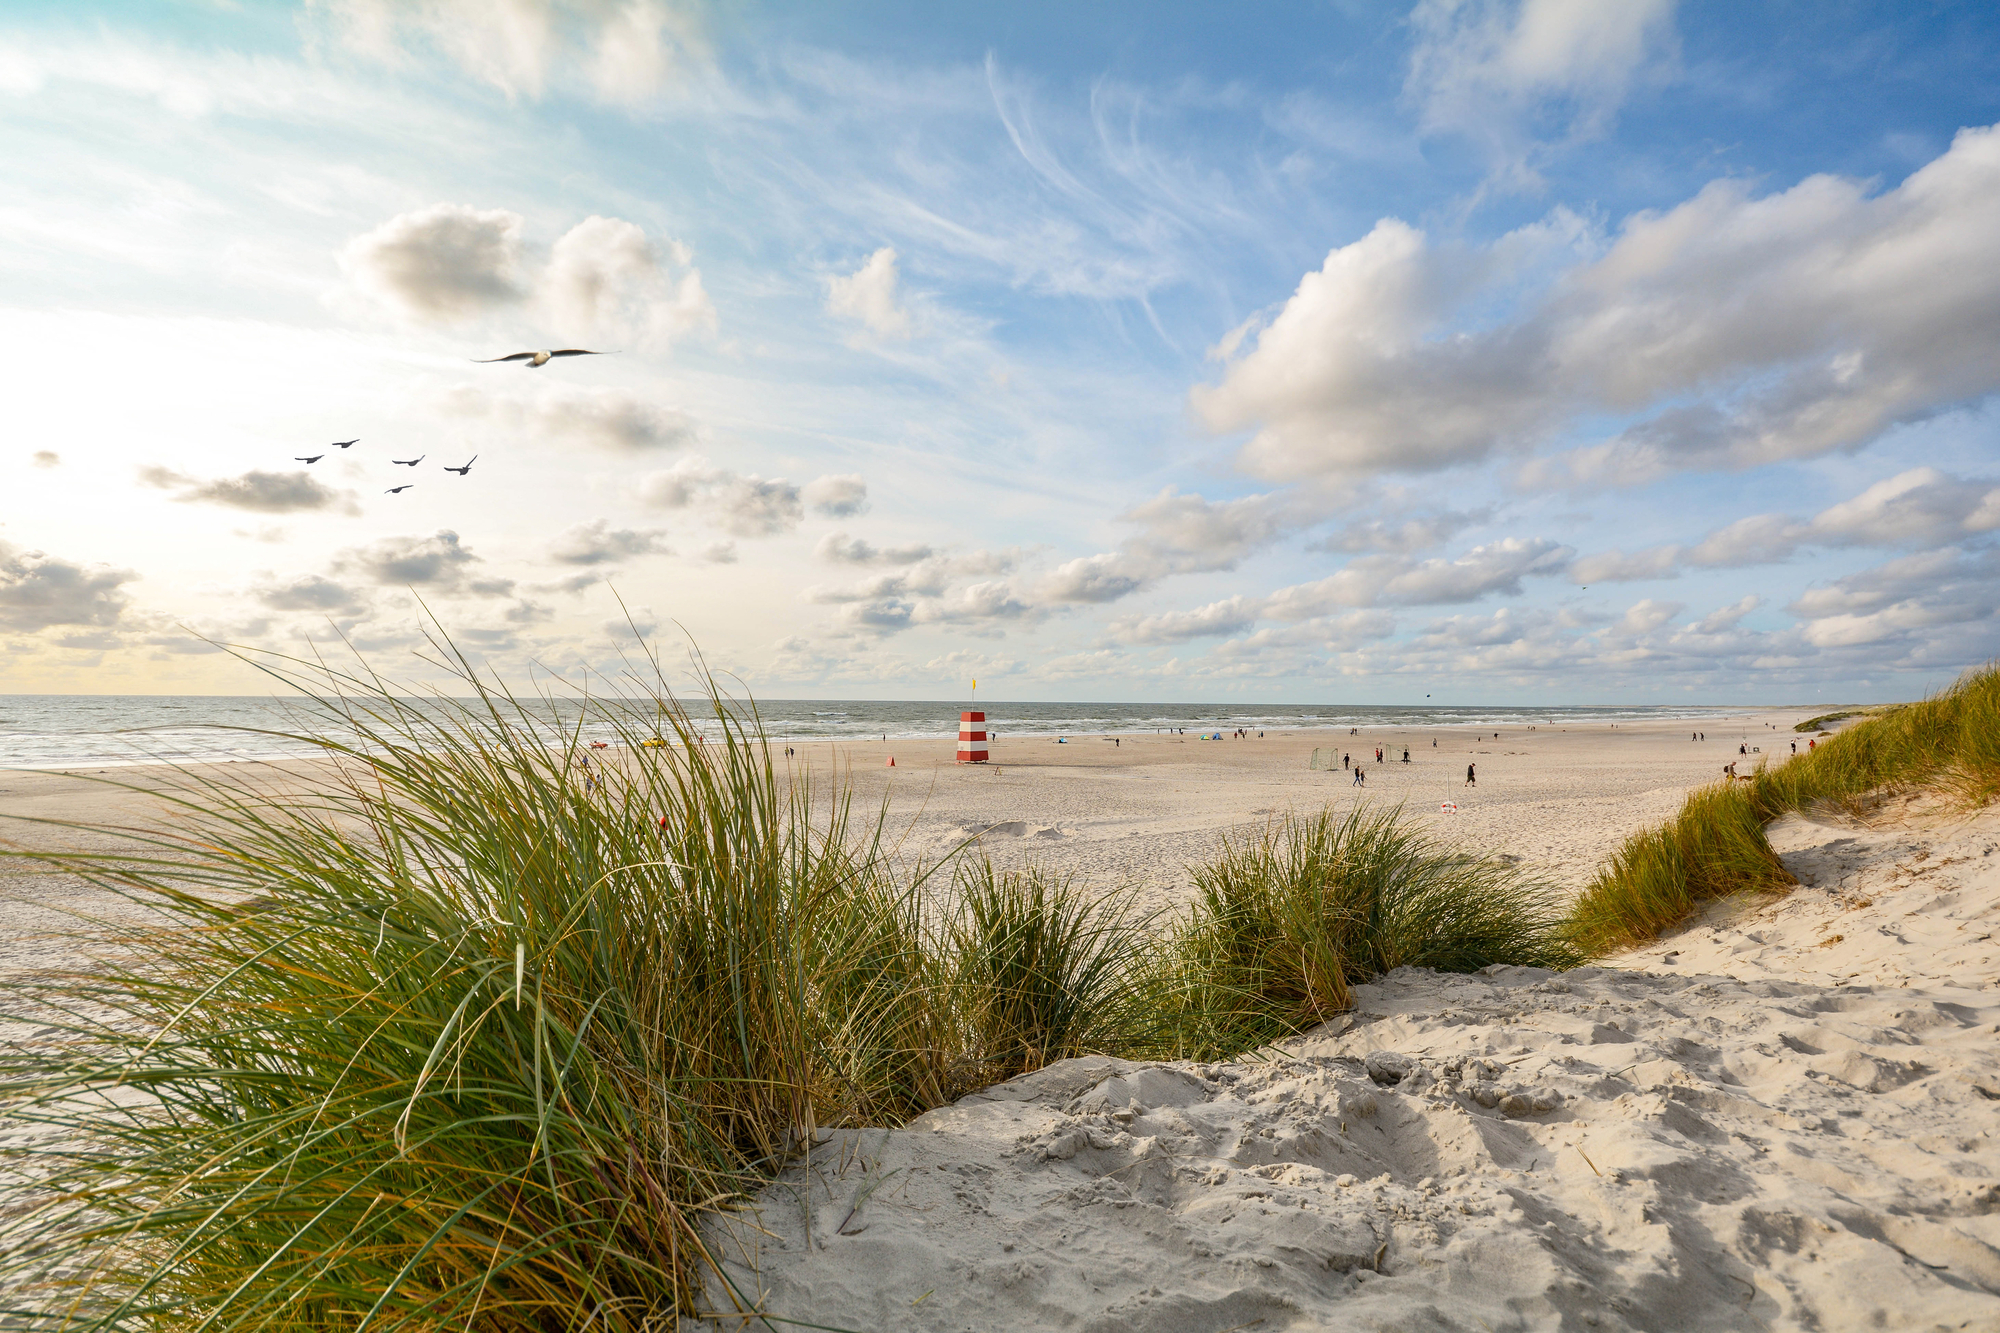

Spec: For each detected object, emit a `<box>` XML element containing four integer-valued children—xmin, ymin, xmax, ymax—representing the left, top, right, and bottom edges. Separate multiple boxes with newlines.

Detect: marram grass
<box><xmin>1157</xmin><ymin>804</ymin><xmax>1581</xmax><ymax>1060</ymax></box>
<box><xmin>0</xmin><ymin>641</ymin><xmax>957</xmax><ymax>1331</ymax></box>
<box><xmin>1568</xmin><ymin>661</ymin><xmax>2000</xmax><ymax>954</ymax></box>
<box><xmin>0</xmin><ymin>636</ymin><xmax>1581</xmax><ymax>1329</ymax></box>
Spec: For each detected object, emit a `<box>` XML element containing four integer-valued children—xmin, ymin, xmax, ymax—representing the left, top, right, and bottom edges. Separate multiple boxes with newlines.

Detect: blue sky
<box><xmin>2</xmin><ymin>0</ymin><xmax>1997</xmax><ymax>702</ymax></box>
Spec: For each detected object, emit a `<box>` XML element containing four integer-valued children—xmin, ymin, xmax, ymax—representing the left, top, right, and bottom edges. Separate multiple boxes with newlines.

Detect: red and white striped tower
<box><xmin>956</xmin><ymin>711</ymin><xmax>989</xmax><ymax>763</ymax></box>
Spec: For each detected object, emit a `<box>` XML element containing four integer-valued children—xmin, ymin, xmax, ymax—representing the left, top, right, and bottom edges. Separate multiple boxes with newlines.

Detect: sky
<box><xmin>3</xmin><ymin>0</ymin><xmax>1998</xmax><ymax>704</ymax></box>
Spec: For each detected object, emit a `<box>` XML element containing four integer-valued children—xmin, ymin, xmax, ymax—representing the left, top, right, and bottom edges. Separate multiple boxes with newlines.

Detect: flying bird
<box><xmin>474</xmin><ymin>349</ymin><xmax>611</xmax><ymax>368</ymax></box>
<box><xmin>330</xmin><ymin>439</ymin><xmax>358</xmax><ymax>448</ymax></box>
<box><xmin>444</xmin><ymin>455</ymin><xmax>478</xmax><ymax>476</ymax></box>
<box><xmin>385</xmin><ymin>484</ymin><xmax>415</xmax><ymax>494</ymax></box>
<box><xmin>295</xmin><ymin>455</ymin><xmax>323</xmax><ymax>464</ymax></box>
<box><xmin>391</xmin><ymin>455</ymin><xmax>424</xmax><ymax>466</ymax></box>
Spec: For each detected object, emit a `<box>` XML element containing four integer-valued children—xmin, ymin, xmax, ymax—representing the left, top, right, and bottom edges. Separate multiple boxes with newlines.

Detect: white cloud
<box><xmin>1197</xmin><ymin>125</ymin><xmax>2000</xmax><ymax>489</ymax></box>
<box><xmin>311</xmin><ymin>0</ymin><xmax>706</xmax><ymax>106</ymax></box>
<box><xmin>1811</xmin><ymin>467</ymin><xmax>2000</xmax><ymax>546</ymax></box>
<box><xmin>140</xmin><ymin>466</ymin><xmax>361</xmax><ymax>515</ymax></box>
<box><xmin>1311</xmin><ymin>507</ymin><xmax>1491</xmax><ymax>554</ymax></box>
<box><xmin>637</xmin><ymin>458</ymin><xmax>804</xmax><ymax>536</ymax></box>
<box><xmin>804</xmin><ymin>473</ymin><xmax>869</xmax><ymax>517</ymax></box>
<box><xmin>31</xmin><ymin>450</ymin><xmax>59</xmax><ymax>468</ymax></box>
<box><xmin>1408</xmin><ymin>0</ymin><xmax>1679</xmax><ymax>188</ymax></box>
<box><xmin>253</xmin><ymin>574</ymin><xmax>367</xmax><ymax>613</ymax></box>
<box><xmin>544</xmin><ymin>215</ymin><xmax>715</xmax><ymax>347</ymax></box>
<box><xmin>547</xmin><ymin>519</ymin><xmax>671</xmax><ymax>565</ymax></box>
<box><xmin>1790</xmin><ymin>549</ymin><xmax>2000</xmax><ymax>652</ymax></box>
<box><xmin>342</xmin><ymin>207</ymin><xmax>712</xmax><ymax>340</ymax></box>
<box><xmin>826</xmin><ymin>247</ymin><xmax>912</xmax><ymax>339</ymax></box>
<box><xmin>815</xmin><ymin>531</ymin><xmax>932</xmax><ymax>565</ymax></box>
<box><xmin>1109</xmin><ymin>537</ymin><xmax>1570</xmax><ymax>643</ymax></box>
<box><xmin>335</xmin><ymin>529</ymin><xmax>512</xmax><ymax>596</ymax></box>
<box><xmin>1615</xmin><ymin>597</ymin><xmax>1682</xmax><ymax>634</ymax></box>
<box><xmin>338</xmin><ymin>203</ymin><xmax>527</xmax><ymax>321</ymax></box>
<box><xmin>439</xmin><ymin>382</ymin><xmax>698</xmax><ymax>452</ymax></box>
<box><xmin>1571</xmin><ymin>467</ymin><xmax>2000</xmax><ymax>583</ymax></box>
<box><xmin>0</xmin><ymin>541</ymin><xmax>137</xmax><ymax>632</ymax></box>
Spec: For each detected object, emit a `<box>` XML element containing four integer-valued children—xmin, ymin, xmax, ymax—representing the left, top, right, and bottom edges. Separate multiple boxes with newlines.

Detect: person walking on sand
<box><xmin>1343</xmin><ymin>752</ymin><xmax>1350</xmax><ymax>769</ymax></box>
<box><xmin>1353</xmin><ymin>765</ymin><xmax>1365</xmax><ymax>786</ymax></box>
<box><xmin>1402</xmin><ymin>747</ymin><xmax>1410</xmax><ymax>762</ymax></box>
<box><xmin>1465</xmin><ymin>762</ymin><xmax>1476</xmax><ymax>788</ymax></box>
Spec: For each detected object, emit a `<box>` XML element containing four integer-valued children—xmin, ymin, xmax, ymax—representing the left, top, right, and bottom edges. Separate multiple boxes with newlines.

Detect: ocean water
<box><xmin>0</xmin><ymin>694</ymin><xmax>1758</xmax><ymax>770</ymax></box>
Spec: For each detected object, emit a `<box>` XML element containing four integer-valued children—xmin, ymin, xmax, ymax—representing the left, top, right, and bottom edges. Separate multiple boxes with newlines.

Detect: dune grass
<box><xmin>1569</xmin><ymin>662</ymin><xmax>2000</xmax><ymax>954</ymax></box>
<box><xmin>0</xmin><ymin>637</ymin><xmax>1580</xmax><ymax>1328</ymax></box>
<box><xmin>1157</xmin><ymin>805</ymin><xmax>1581</xmax><ymax>1059</ymax></box>
<box><xmin>0</xmin><ymin>643</ymin><xmax>961</xmax><ymax>1330</ymax></box>
<box><xmin>948</xmin><ymin>864</ymin><xmax>1159</xmax><ymax>1082</ymax></box>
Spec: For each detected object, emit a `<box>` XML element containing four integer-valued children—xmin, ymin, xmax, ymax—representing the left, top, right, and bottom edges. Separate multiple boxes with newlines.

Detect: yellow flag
<box><xmin>972</xmin><ymin>679</ymin><xmax>977</xmax><ymax>689</ymax></box>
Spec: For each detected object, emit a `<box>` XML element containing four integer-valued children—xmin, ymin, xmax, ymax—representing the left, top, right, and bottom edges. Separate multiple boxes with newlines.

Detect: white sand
<box><xmin>703</xmin><ymin>748</ymin><xmax>2000</xmax><ymax>1330</ymax></box>
<box><xmin>826</xmin><ymin>710</ymin><xmax>1818</xmax><ymax>908</ymax></box>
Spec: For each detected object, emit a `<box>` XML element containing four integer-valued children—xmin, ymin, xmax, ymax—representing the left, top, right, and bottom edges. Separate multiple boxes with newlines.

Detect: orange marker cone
<box><xmin>886</xmin><ymin>756</ymin><xmax>896</xmax><ymax>767</ymax></box>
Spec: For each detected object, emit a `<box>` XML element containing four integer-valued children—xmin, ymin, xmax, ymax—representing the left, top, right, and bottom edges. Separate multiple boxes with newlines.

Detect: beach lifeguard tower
<box><xmin>957</xmin><ymin>711</ymin><xmax>989</xmax><ymax>763</ymax></box>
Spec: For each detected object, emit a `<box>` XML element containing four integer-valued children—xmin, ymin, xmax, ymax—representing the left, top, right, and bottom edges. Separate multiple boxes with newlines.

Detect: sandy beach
<box><xmin>798</xmin><ymin>708</ymin><xmax>1825</xmax><ymax>909</ymax></box>
<box><xmin>10</xmin><ymin>708</ymin><xmax>1998</xmax><ymax>1330</ymax></box>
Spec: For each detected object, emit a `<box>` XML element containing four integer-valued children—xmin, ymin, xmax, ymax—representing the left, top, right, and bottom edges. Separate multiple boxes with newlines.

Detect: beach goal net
<box><xmin>1309</xmin><ymin>747</ymin><xmax>1338</xmax><ymax>770</ymax></box>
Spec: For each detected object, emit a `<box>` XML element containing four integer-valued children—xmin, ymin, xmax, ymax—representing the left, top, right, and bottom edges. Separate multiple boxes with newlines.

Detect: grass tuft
<box><xmin>1157</xmin><ymin>805</ymin><xmax>1580</xmax><ymax>1059</ymax></box>
<box><xmin>1570</xmin><ymin>661</ymin><xmax>2000</xmax><ymax>954</ymax></box>
<box><xmin>0</xmin><ymin>637</ymin><xmax>944</xmax><ymax>1329</ymax></box>
<box><xmin>948</xmin><ymin>864</ymin><xmax>1156</xmax><ymax>1082</ymax></box>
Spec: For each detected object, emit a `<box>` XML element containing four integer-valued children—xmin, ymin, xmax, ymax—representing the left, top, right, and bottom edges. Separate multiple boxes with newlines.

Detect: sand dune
<box><xmin>706</xmin><ymin>800</ymin><xmax>2000</xmax><ymax>1331</ymax></box>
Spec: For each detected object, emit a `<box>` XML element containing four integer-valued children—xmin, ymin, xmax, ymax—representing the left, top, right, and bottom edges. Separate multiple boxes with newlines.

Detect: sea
<box><xmin>0</xmin><ymin>695</ymin><xmax>1757</xmax><ymax>771</ymax></box>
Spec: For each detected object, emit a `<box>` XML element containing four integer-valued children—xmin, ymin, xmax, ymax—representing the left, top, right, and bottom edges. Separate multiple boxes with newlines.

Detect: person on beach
<box><xmin>1791</xmin><ymin>741</ymin><xmax>1796</xmax><ymax>754</ymax></box>
<box><xmin>1353</xmin><ymin>765</ymin><xmax>1365</xmax><ymax>786</ymax></box>
<box><xmin>1465</xmin><ymin>762</ymin><xmax>1476</xmax><ymax>787</ymax></box>
<box><xmin>1402</xmin><ymin>747</ymin><xmax>1410</xmax><ymax>762</ymax></box>
<box><xmin>1343</xmin><ymin>753</ymin><xmax>1350</xmax><ymax>769</ymax></box>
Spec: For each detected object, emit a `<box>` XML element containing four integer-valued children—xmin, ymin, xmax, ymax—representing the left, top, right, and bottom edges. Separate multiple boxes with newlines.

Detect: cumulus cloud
<box><xmin>1408</xmin><ymin>0</ymin><xmax>1678</xmax><ymax>188</ymax></box>
<box><xmin>547</xmin><ymin>519</ymin><xmax>671</xmax><ymax>565</ymax></box>
<box><xmin>140</xmin><ymin>466</ymin><xmax>361</xmax><ymax>515</ymax></box>
<box><xmin>544</xmin><ymin>215</ymin><xmax>715</xmax><ymax>346</ymax></box>
<box><xmin>31</xmin><ymin>451</ymin><xmax>58</xmax><ymax>468</ymax></box>
<box><xmin>438</xmin><ymin>381</ymin><xmax>698</xmax><ymax>453</ymax></box>
<box><xmin>0</xmin><ymin>541</ymin><xmax>137</xmax><ymax>632</ymax></box>
<box><xmin>1108</xmin><ymin>537</ymin><xmax>1571</xmax><ymax>644</ymax></box>
<box><xmin>826</xmin><ymin>247</ymin><xmax>911</xmax><ymax>339</ymax></box>
<box><xmin>341</xmin><ymin>206</ymin><xmax>711</xmax><ymax>340</ymax></box>
<box><xmin>815</xmin><ymin>531</ymin><xmax>932</xmax><ymax>565</ymax></box>
<box><xmin>804</xmin><ymin>473</ymin><xmax>869</xmax><ymax>517</ymax></box>
<box><xmin>527</xmin><ymin>571</ymin><xmax>601</xmax><ymax>595</ymax></box>
<box><xmin>253</xmin><ymin>574</ymin><xmax>367</xmax><ymax>613</ymax></box>
<box><xmin>1197</xmin><ymin>125</ymin><xmax>2000</xmax><ymax>488</ymax></box>
<box><xmin>335</xmin><ymin>529</ymin><xmax>511</xmax><ymax>596</ymax></box>
<box><xmin>1311</xmin><ymin>508</ymin><xmax>1492</xmax><ymax>554</ymax></box>
<box><xmin>1034</xmin><ymin>487</ymin><xmax>1318</xmax><ymax>608</ymax></box>
<box><xmin>637</xmin><ymin>458</ymin><xmax>808</xmax><ymax>536</ymax></box>
<box><xmin>1571</xmin><ymin>467</ymin><xmax>2000</xmax><ymax>583</ymax></box>
<box><xmin>803</xmin><ymin>549</ymin><xmax>1028</xmax><ymax>636</ymax></box>
<box><xmin>1789</xmin><ymin>549</ymin><xmax>2000</xmax><ymax>655</ymax></box>
<box><xmin>313</xmin><ymin>0</ymin><xmax>707</xmax><ymax>105</ymax></box>
<box><xmin>339</xmin><ymin>204</ymin><xmax>527</xmax><ymax>321</ymax></box>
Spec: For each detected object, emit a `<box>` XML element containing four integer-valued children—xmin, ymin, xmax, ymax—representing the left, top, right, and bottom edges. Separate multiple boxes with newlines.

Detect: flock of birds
<box><xmin>294</xmin><ymin>349</ymin><xmax>608</xmax><ymax>494</ymax></box>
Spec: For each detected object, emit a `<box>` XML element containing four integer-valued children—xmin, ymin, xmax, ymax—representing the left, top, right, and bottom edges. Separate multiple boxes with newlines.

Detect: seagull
<box><xmin>391</xmin><ymin>455</ymin><xmax>424</xmax><ymax>466</ymax></box>
<box><xmin>295</xmin><ymin>455</ymin><xmax>323</xmax><ymax>464</ymax></box>
<box><xmin>474</xmin><ymin>349</ymin><xmax>611</xmax><ymax>368</ymax></box>
<box><xmin>444</xmin><ymin>455</ymin><xmax>478</xmax><ymax>476</ymax></box>
<box><xmin>330</xmin><ymin>439</ymin><xmax>359</xmax><ymax>448</ymax></box>
<box><xmin>385</xmin><ymin>484</ymin><xmax>415</xmax><ymax>494</ymax></box>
